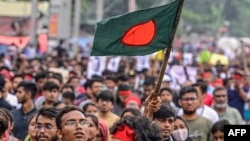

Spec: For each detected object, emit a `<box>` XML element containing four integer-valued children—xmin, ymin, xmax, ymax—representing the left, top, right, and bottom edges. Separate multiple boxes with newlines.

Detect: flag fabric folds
<box><xmin>91</xmin><ymin>0</ymin><xmax>181</xmax><ymax>56</ymax></box>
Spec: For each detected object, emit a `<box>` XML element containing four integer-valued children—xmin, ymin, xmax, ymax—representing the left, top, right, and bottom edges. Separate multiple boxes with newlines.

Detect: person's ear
<box><xmin>57</xmin><ymin>129</ymin><xmax>63</xmax><ymax>140</ymax></box>
<box><xmin>178</xmin><ymin>99</ymin><xmax>182</xmax><ymax>107</ymax></box>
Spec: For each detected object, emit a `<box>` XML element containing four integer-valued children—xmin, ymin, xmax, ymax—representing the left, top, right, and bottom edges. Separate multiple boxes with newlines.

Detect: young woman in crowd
<box><xmin>24</xmin><ymin>114</ymin><xmax>37</xmax><ymax>141</ymax></box>
<box><xmin>173</xmin><ymin>116</ymin><xmax>192</xmax><ymax>141</ymax></box>
<box><xmin>86</xmin><ymin>114</ymin><xmax>99</xmax><ymax>141</ymax></box>
<box><xmin>120</xmin><ymin>108</ymin><xmax>142</xmax><ymax>120</ymax></box>
<box><xmin>0</xmin><ymin>108</ymin><xmax>19</xmax><ymax>141</ymax></box>
<box><xmin>83</xmin><ymin>102</ymin><xmax>98</xmax><ymax>115</ymax></box>
<box><xmin>211</xmin><ymin>120</ymin><xmax>230</xmax><ymax>141</ymax></box>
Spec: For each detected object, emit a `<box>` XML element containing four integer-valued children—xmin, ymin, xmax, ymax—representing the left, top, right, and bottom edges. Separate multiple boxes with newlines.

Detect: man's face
<box><xmin>179</xmin><ymin>92</ymin><xmax>198</xmax><ymax>115</ymax></box>
<box><xmin>91</xmin><ymin>82</ymin><xmax>103</xmax><ymax>96</ymax></box>
<box><xmin>37</xmin><ymin>79</ymin><xmax>46</xmax><ymax>91</ymax></box>
<box><xmin>214</xmin><ymin>89</ymin><xmax>227</xmax><ymax>108</ymax></box>
<box><xmin>58</xmin><ymin>110</ymin><xmax>89</xmax><ymax>141</ymax></box>
<box><xmin>44</xmin><ymin>89</ymin><xmax>59</xmax><ymax>103</ymax></box>
<box><xmin>105</xmin><ymin>80</ymin><xmax>116</xmax><ymax>89</ymax></box>
<box><xmin>16</xmin><ymin>86</ymin><xmax>28</xmax><ymax>104</ymax></box>
<box><xmin>62</xmin><ymin>97</ymin><xmax>73</xmax><ymax>106</ymax></box>
<box><xmin>36</xmin><ymin>115</ymin><xmax>57</xmax><ymax>141</ymax></box>
<box><xmin>160</xmin><ymin>90</ymin><xmax>173</xmax><ymax>103</ymax></box>
<box><xmin>12</xmin><ymin>77</ymin><xmax>23</xmax><ymax>90</ymax></box>
<box><xmin>97</xmin><ymin>99</ymin><xmax>113</xmax><ymax>113</ymax></box>
<box><xmin>70</xmin><ymin>78</ymin><xmax>80</xmax><ymax>89</ymax></box>
<box><xmin>143</xmin><ymin>85</ymin><xmax>154</xmax><ymax>96</ymax></box>
<box><xmin>154</xmin><ymin>117</ymin><xmax>175</xmax><ymax>139</ymax></box>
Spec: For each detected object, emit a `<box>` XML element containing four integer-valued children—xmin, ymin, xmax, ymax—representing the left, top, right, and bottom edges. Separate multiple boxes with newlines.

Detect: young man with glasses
<box><xmin>179</xmin><ymin>86</ymin><xmax>213</xmax><ymax>141</ymax></box>
<box><xmin>56</xmin><ymin>106</ymin><xmax>89</xmax><ymax>141</ymax></box>
<box><xmin>35</xmin><ymin>107</ymin><xmax>59</xmax><ymax>141</ymax></box>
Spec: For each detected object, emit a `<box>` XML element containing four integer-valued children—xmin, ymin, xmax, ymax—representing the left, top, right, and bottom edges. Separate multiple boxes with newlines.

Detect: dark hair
<box><xmin>0</xmin><ymin>109</ymin><xmax>8</xmax><ymax>136</ymax></box>
<box><xmin>83</xmin><ymin>79</ymin><xmax>91</xmax><ymax>89</ymax></box>
<box><xmin>83</xmin><ymin>102</ymin><xmax>97</xmax><ymax>112</ymax></box>
<box><xmin>49</xmin><ymin>74</ymin><xmax>63</xmax><ymax>84</ymax></box>
<box><xmin>121</xmin><ymin>108</ymin><xmax>142</xmax><ymax>119</ymax></box>
<box><xmin>213</xmin><ymin>87</ymin><xmax>226</xmax><ymax>96</ymax></box>
<box><xmin>1</xmin><ymin>108</ymin><xmax>13</xmax><ymax>123</ymax></box>
<box><xmin>36</xmin><ymin>107</ymin><xmax>59</xmax><ymax>122</ymax></box>
<box><xmin>211</xmin><ymin>120</ymin><xmax>231</xmax><ymax>134</ymax></box>
<box><xmin>111</xmin><ymin>116</ymin><xmax>162</xmax><ymax>141</ymax></box>
<box><xmin>106</xmin><ymin>76</ymin><xmax>117</xmax><ymax>83</ymax></box>
<box><xmin>62</xmin><ymin>92</ymin><xmax>75</xmax><ymax>102</ymax></box>
<box><xmin>0</xmin><ymin>74</ymin><xmax>6</xmax><ymax>92</ymax></box>
<box><xmin>61</xmin><ymin>84</ymin><xmax>74</xmax><ymax>92</ymax></box>
<box><xmin>143</xmin><ymin>77</ymin><xmax>156</xmax><ymax>87</ymax></box>
<box><xmin>159</xmin><ymin>87</ymin><xmax>173</xmax><ymax>96</ymax></box>
<box><xmin>153</xmin><ymin>103</ymin><xmax>176</xmax><ymax>120</ymax></box>
<box><xmin>116</xmin><ymin>74</ymin><xmax>129</xmax><ymax>82</ymax></box>
<box><xmin>43</xmin><ymin>81</ymin><xmax>60</xmax><ymax>91</ymax></box>
<box><xmin>192</xmin><ymin>81</ymin><xmax>208</xmax><ymax>95</ymax></box>
<box><xmin>56</xmin><ymin>106</ymin><xmax>86</xmax><ymax>129</ymax></box>
<box><xmin>17</xmin><ymin>81</ymin><xmax>38</xmax><ymax>99</ymax></box>
<box><xmin>28</xmin><ymin>114</ymin><xmax>37</xmax><ymax>126</ymax></box>
<box><xmin>34</xmin><ymin>72</ymin><xmax>47</xmax><ymax>82</ymax></box>
<box><xmin>86</xmin><ymin>114</ymin><xmax>98</xmax><ymax>129</ymax></box>
<box><xmin>67</xmin><ymin>76</ymin><xmax>79</xmax><ymax>84</ymax></box>
<box><xmin>96</xmin><ymin>90</ymin><xmax>114</xmax><ymax>103</ymax></box>
<box><xmin>89</xmin><ymin>78</ymin><xmax>103</xmax><ymax>88</ymax></box>
<box><xmin>11</xmin><ymin>74</ymin><xmax>24</xmax><ymax>81</ymax></box>
<box><xmin>179</xmin><ymin>86</ymin><xmax>198</xmax><ymax>99</ymax></box>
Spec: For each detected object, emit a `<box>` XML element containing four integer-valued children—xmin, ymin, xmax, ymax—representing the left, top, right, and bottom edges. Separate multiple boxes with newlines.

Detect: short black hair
<box><xmin>179</xmin><ymin>86</ymin><xmax>198</xmax><ymax>99</ymax></box>
<box><xmin>36</xmin><ymin>107</ymin><xmax>59</xmax><ymax>122</ymax></box>
<box><xmin>17</xmin><ymin>81</ymin><xmax>38</xmax><ymax>99</ymax></box>
<box><xmin>153</xmin><ymin>103</ymin><xmax>176</xmax><ymax>120</ymax></box>
<box><xmin>83</xmin><ymin>79</ymin><xmax>91</xmax><ymax>89</ymax></box>
<box><xmin>89</xmin><ymin>78</ymin><xmax>103</xmax><ymax>88</ymax></box>
<box><xmin>116</xmin><ymin>73</ymin><xmax>129</xmax><ymax>82</ymax></box>
<box><xmin>43</xmin><ymin>81</ymin><xmax>60</xmax><ymax>91</ymax></box>
<box><xmin>34</xmin><ymin>72</ymin><xmax>47</xmax><ymax>82</ymax></box>
<box><xmin>56</xmin><ymin>106</ymin><xmax>86</xmax><ymax>130</ymax></box>
<box><xmin>62</xmin><ymin>92</ymin><xmax>75</xmax><ymax>102</ymax></box>
<box><xmin>96</xmin><ymin>90</ymin><xmax>114</xmax><ymax>103</ymax></box>
<box><xmin>0</xmin><ymin>74</ymin><xmax>5</xmax><ymax>92</ymax></box>
<box><xmin>121</xmin><ymin>108</ymin><xmax>142</xmax><ymax>119</ymax></box>
<box><xmin>106</xmin><ymin>76</ymin><xmax>117</xmax><ymax>83</ymax></box>
<box><xmin>49</xmin><ymin>73</ymin><xmax>63</xmax><ymax>84</ymax></box>
<box><xmin>192</xmin><ymin>80</ymin><xmax>208</xmax><ymax>95</ymax></box>
<box><xmin>143</xmin><ymin>77</ymin><xmax>156</xmax><ymax>86</ymax></box>
<box><xmin>159</xmin><ymin>87</ymin><xmax>173</xmax><ymax>96</ymax></box>
<box><xmin>111</xmin><ymin>116</ymin><xmax>162</xmax><ymax>141</ymax></box>
<box><xmin>11</xmin><ymin>74</ymin><xmax>24</xmax><ymax>81</ymax></box>
<box><xmin>83</xmin><ymin>102</ymin><xmax>97</xmax><ymax>112</ymax></box>
<box><xmin>211</xmin><ymin>120</ymin><xmax>230</xmax><ymax>134</ymax></box>
<box><xmin>213</xmin><ymin>87</ymin><xmax>226</xmax><ymax>96</ymax></box>
<box><xmin>61</xmin><ymin>84</ymin><xmax>74</xmax><ymax>92</ymax></box>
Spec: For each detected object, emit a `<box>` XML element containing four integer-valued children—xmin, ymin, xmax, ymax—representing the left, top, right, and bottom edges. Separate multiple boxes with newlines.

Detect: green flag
<box><xmin>91</xmin><ymin>0</ymin><xmax>182</xmax><ymax>56</ymax></box>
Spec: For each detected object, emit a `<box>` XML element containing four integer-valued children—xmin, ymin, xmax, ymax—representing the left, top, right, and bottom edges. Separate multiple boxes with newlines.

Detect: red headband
<box><xmin>112</xmin><ymin>125</ymin><xmax>134</xmax><ymax>141</ymax></box>
<box><xmin>118</xmin><ymin>90</ymin><xmax>132</xmax><ymax>96</ymax></box>
<box><xmin>233</xmin><ymin>74</ymin><xmax>243</xmax><ymax>80</ymax></box>
<box><xmin>124</xmin><ymin>96</ymin><xmax>141</xmax><ymax>107</ymax></box>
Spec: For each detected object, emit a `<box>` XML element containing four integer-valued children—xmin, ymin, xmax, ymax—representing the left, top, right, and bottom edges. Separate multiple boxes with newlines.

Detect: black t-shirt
<box><xmin>0</xmin><ymin>98</ymin><xmax>12</xmax><ymax>110</ymax></box>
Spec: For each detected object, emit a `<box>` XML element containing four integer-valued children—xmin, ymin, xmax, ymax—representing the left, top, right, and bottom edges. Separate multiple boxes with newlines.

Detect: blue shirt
<box><xmin>11</xmin><ymin>107</ymin><xmax>37</xmax><ymax>140</ymax></box>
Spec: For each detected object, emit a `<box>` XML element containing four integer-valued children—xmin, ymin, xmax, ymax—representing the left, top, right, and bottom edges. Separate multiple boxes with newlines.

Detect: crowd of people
<box><xmin>0</xmin><ymin>37</ymin><xmax>249</xmax><ymax>141</ymax></box>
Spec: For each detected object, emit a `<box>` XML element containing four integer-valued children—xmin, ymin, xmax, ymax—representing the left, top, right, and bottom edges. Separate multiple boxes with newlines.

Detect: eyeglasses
<box><xmin>35</xmin><ymin>124</ymin><xmax>55</xmax><ymax>132</ymax></box>
<box><xmin>181</xmin><ymin>97</ymin><xmax>197</xmax><ymax>102</ymax></box>
<box><xmin>64</xmin><ymin>119</ymin><xmax>89</xmax><ymax>127</ymax></box>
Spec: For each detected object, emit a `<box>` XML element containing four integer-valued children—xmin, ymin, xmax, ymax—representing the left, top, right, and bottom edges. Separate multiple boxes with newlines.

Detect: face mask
<box><xmin>172</xmin><ymin>129</ymin><xmax>188</xmax><ymax>141</ymax></box>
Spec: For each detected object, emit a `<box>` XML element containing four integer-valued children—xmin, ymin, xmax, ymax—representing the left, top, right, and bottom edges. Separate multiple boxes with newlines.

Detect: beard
<box><xmin>183</xmin><ymin>109</ymin><xmax>196</xmax><ymax>115</ymax></box>
<box><xmin>215</xmin><ymin>103</ymin><xmax>227</xmax><ymax>109</ymax></box>
<box><xmin>18</xmin><ymin>97</ymin><xmax>27</xmax><ymax>104</ymax></box>
<box><xmin>37</xmin><ymin>134</ymin><xmax>57</xmax><ymax>141</ymax></box>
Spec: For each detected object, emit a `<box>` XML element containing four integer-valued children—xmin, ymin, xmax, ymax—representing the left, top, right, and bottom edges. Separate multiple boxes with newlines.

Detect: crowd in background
<box><xmin>0</xmin><ymin>36</ymin><xmax>250</xmax><ymax>141</ymax></box>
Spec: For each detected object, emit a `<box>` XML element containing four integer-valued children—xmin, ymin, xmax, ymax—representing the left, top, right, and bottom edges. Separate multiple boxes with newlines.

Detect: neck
<box><xmin>44</xmin><ymin>101</ymin><xmax>54</xmax><ymax>107</ymax></box>
<box><xmin>98</xmin><ymin>111</ymin><xmax>110</xmax><ymax>117</ymax></box>
<box><xmin>22</xmin><ymin>100</ymin><xmax>35</xmax><ymax>113</ymax></box>
<box><xmin>182</xmin><ymin>112</ymin><xmax>199</xmax><ymax>121</ymax></box>
<box><xmin>214</xmin><ymin>107</ymin><xmax>226</xmax><ymax>114</ymax></box>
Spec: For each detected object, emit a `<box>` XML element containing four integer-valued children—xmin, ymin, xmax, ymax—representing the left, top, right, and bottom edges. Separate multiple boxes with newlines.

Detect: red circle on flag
<box><xmin>122</xmin><ymin>20</ymin><xmax>156</xmax><ymax>46</ymax></box>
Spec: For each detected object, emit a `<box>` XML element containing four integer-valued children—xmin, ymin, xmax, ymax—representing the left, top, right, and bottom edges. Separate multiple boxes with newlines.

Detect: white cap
<box><xmin>163</xmin><ymin>74</ymin><xmax>172</xmax><ymax>82</ymax></box>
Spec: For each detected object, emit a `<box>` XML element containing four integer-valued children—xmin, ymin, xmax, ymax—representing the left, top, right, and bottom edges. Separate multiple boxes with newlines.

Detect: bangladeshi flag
<box><xmin>91</xmin><ymin>0</ymin><xmax>182</xmax><ymax>56</ymax></box>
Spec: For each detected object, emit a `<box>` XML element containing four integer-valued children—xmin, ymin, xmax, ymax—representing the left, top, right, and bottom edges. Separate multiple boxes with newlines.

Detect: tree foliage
<box><xmin>82</xmin><ymin>0</ymin><xmax>250</xmax><ymax>37</ymax></box>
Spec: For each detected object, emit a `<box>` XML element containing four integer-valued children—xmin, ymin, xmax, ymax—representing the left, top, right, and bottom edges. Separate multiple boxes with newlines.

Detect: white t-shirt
<box><xmin>177</xmin><ymin>105</ymin><xmax>219</xmax><ymax>124</ymax></box>
<box><xmin>5</xmin><ymin>93</ymin><xmax>21</xmax><ymax>109</ymax></box>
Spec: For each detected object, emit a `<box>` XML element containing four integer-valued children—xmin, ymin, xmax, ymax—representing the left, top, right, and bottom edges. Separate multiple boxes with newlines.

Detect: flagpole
<box><xmin>146</xmin><ymin>0</ymin><xmax>185</xmax><ymax>119</ymax></box>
